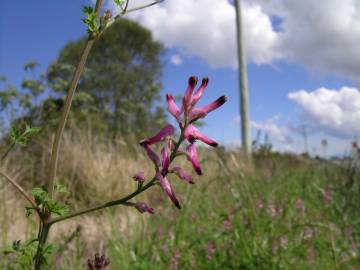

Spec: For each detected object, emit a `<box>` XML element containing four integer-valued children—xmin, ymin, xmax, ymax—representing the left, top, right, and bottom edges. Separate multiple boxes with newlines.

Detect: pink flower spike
<box><xmin>143</xmin><ymin>144</ymin><xmax>161</xmax><ymax>167</ymax></box>
<box><xmin>134</xmin><ymin>202</ymin><xmax>155</xmax><ymax>214</ymax></box>
<box><xmin>189</xmin><ymin>95</ymin><xmax>227</xmax><ymax>123</ymax></box>
<box><xmin>186</xmin><ymin>143</ymin><xmax>202</xmax><ymax>175</ymax></box>
<box><xmin>156</xmin><ymin>172</ymin><xmax>181</xmax><ymax>209</ymax></box>
<box><xmin>191</xmin><ymin>77</ymin><xmax>209</xmax><ymax>106</ymax></box>
<box><xmin>140</xmin><ymin>124</ymin><xmax>175</xmax><ymax>146</ymax></box>
<box><xmin>182</xmin><ymin>76</ymin><xmax>198</xmax><ymax>113</ymax></box>
<box><xmin>161</xmin><ymin>146</ymin><xmax>170</xmax><ymax>173</ymax></box>
<box><xmin>133</xmin><ymin>171</ymin><xmax>145</xmax><ymax>183</ymax></box>
<box><xmin>166</xmin><ymin>94</ymin><xmax>182</xmax><ymax>121</ymax></box>
<box><xmin>184</xmin><ymin>124</ymin><xmax>218</xmax><ymax>147</ymax></box>
<box><xmin>172</xmin><ymin>166</ymin><xmax>194</xmax><ymax>184</ymax></box>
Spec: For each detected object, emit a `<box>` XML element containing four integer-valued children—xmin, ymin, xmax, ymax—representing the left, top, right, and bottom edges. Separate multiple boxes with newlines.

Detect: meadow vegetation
<box><xmin>0</xmin><ymin>132</ymin><xmax>359</xmax><ymax>269</ymax></box>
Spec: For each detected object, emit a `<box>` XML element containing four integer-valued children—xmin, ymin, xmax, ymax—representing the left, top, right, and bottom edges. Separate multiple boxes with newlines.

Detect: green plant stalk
<box><xmin>34</xmin><ymin>223</ymin><xmax>51</xmax><ymax>270</ymax></box>
<box><xmin>48</xmin><ymin>0</ymin><xmax>103</xmax><ymax>199</ymax></box>
<box><xmin>49</xmin><ymin>178</ymin><xmax>156</xmax><ymax>225</ymax></box>
<box><xmin>47</xmin><ymin>39</ymin><xmax>95</xmax><ymax>199</ymax></box>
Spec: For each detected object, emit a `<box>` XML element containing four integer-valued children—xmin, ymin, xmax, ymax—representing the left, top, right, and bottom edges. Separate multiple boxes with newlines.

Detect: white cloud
<box><xmin>288</xmin><ymin>86</ymin><xmax>360</xmax><ymax>138</ymax></box>
<box><xmin>233</xmin><ymin>115</ymin><xmax>293</xmax><ymax>149</ymax></box>
<box><xmin>170</xmin><ymin>54</ymin><xmax>183</xmax><ymax>66</ymax></box>
<box><xmin>250</xmin><ymin>117</ymin><xmax>293</xmax><ymax>144</ymax></box>
<box><xmin>252</xmin><ymin>0</ymin><xmax>360</xmax><ymax>82</ymax></box>
<box><xmin>106</xmin><ymin>0</ymin><xmax>281</xmax><ymax>68</ymax></box>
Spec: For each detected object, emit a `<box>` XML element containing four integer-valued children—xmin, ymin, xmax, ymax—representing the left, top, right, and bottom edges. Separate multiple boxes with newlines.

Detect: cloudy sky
<box><xmin>1</xmin><ymin>0</ymin><xmax>360</xmax><ymax>156</ymax></box>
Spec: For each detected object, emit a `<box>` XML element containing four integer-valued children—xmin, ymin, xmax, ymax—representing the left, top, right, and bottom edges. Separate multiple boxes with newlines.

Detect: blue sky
<box><xmin>1</xmin><ymin>0</ymin><xmax>360</xmax><ymax>157</ymax></box>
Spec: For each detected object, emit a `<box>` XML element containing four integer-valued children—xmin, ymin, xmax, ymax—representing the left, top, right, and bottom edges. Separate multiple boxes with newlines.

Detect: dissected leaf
<box><xmin>54</xmin><ymin>183</ymin><xmax>70</xmax><ymax>195</ymax></box>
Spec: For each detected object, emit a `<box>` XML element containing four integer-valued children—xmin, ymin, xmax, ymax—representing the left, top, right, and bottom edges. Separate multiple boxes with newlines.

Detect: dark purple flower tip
<box><xmin>134</xmin><ymin>202</ymin><xmax>155</xmax><ymax>214</ymax></box>
<box><xmin>133</xmin><ymin>171</ymin><xmax>145</xmax><ymax>183</ymax></box>
<box><xmin>189</xmin><ymin>76</ymin><xmax>198</xmax><ymax>86</ymax></box>
<box><xmin>140</xmin><ymin>124</ymin><xmax>175</xmax><ymax>146</ymax></box>
<box><xmin>183</xmin><ymin>76</ymin><xmax>199</xmax><ymax>113</ymax></box>
<box><xmin>87</xmin><ymin>253</ymin><xmax>110</xmax><ymax>270</ymax></box>
<box><xmin>202</xmin><ymin>77</ymin><xmax>209</xmax><ymax>86</ymax></box>
<box><xmin>191</xmin><ymin>77</ymin><xmax>209</xmax><ymax>106</ymax></box>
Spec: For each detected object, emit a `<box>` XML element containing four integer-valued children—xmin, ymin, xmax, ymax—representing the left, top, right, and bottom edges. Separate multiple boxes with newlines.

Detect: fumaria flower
<box><xmin>138</xmin><ymin>76</ymin><xmax>227</xmax><ymax>210</ymax></box>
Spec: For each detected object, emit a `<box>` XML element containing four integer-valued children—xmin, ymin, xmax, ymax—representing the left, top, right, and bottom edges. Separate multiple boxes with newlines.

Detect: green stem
<box><xmin>48</xmin><ymin>39</ymin><xmax>94</xmax><ymax>198</ymax></box>
<box><xmin>48</xmin><ymin>0</ymin><xmax>104</xmax><ymax>199</ymax></box>
<box><xmin>34</xmin><ymin>223</ymin><xmax>51</xmax><ymax>270</ymax></box>
<box><xmin>49</xmin><ymin>178</ymin><xmax>157</xmax><ymax>225</ymax></box>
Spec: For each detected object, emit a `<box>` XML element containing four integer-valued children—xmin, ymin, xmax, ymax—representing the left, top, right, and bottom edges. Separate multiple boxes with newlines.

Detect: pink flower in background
<box><xmin>306</xmin><ymin>246</ymin><xmax>316</xmax><ymax>260</ymax></box>
<box><xmin>267</xmin><ymin>200</ymin><xmax>277</xmax><ymax>218</ymax></box>
<box><xmin>170</xmin><ymin>249</ymin><xmax>181</xmax><ymax>270</ymax></box>
<box><xmin>352</xmin><ymin>140</ymin><xmax>358</xmax><ymax>149</ymax></box>
<box><xmin>223</xmin><ymin>219</ymin><xmax>233</xmax><ymax>231</ymax></box>
<box><xmin>206</xmin><ymin>241</ymin><xmax>215</xmax><ymax>260</ymax></box>
<box><xmin>256</xmin><ymin>199</ymin><xmax>265</xmax><ymax>210</ymax></box>
<box><xmin>134</xmin><ymin>202</ymin><xmax>155</xmax><ymax>214</ymax></box>
<box><xmin>295</xmin><ymin>197</ymin><xmax>305</xmax><ymax>214</ymax></box>
<box><xmin>323</xmin><ymin>188</ymin><xmax>331</xmax><ymax>205</ymax></box>
<box><xmin>133</xmin><ymin>171</ymin><xmax>145</xmax><ymax>183</ymax></box>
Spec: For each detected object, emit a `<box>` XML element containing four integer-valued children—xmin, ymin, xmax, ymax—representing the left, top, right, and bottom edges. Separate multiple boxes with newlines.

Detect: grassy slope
<box><xmin>1</xmin><ymin>139</ymin><xmax>359</xmax><ymax>269</ymax></box>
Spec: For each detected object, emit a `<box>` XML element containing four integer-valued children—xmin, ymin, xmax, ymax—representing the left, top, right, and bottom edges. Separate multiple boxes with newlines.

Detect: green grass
<box><xmin>2</xmin><ymin>151</ymin><xmax>360</xmax><ymax>269</ymax></box>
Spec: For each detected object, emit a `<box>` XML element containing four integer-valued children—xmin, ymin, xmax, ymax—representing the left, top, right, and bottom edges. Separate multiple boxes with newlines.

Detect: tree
<box><xmin>234</xmin><ymin>0</ymin><xmax>251</xmax><ymax>155</ymax></box>
<box><xmin>46</xmin><ymin>18</ymin><xmax>165</xmax><ymax>138</ymax></box>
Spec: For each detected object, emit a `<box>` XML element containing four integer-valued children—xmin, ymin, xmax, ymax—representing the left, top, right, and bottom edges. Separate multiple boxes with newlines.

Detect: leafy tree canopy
<box><xmin>0</xmin><ymin>18</ymin><xmax>166</xmax><ymax>140</ymax></box>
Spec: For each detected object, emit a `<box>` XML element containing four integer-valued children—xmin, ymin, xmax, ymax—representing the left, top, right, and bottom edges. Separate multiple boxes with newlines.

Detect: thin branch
<box><xmin>121</xmin><ymin>0</ymin><xmax>130</xmax><ymax>14</ymax></box>
<box><xmin>107</xmin><ymin>0</ymin><xmax>164</xmax><ymax>29</ymax></box>
<box><xmin>0</xmin><ymin>171</ymin><xmax>39</xmax><ymax>212</ymax></box>
<box><xmin>1</xmin><ymin>141</ymin><xmax>16</xmax><ymax>161</ymax></box>
<box><xmin>123</xmin><ymin>0</ymin><xmax>164</xmax><ymax>14</ymax></box>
